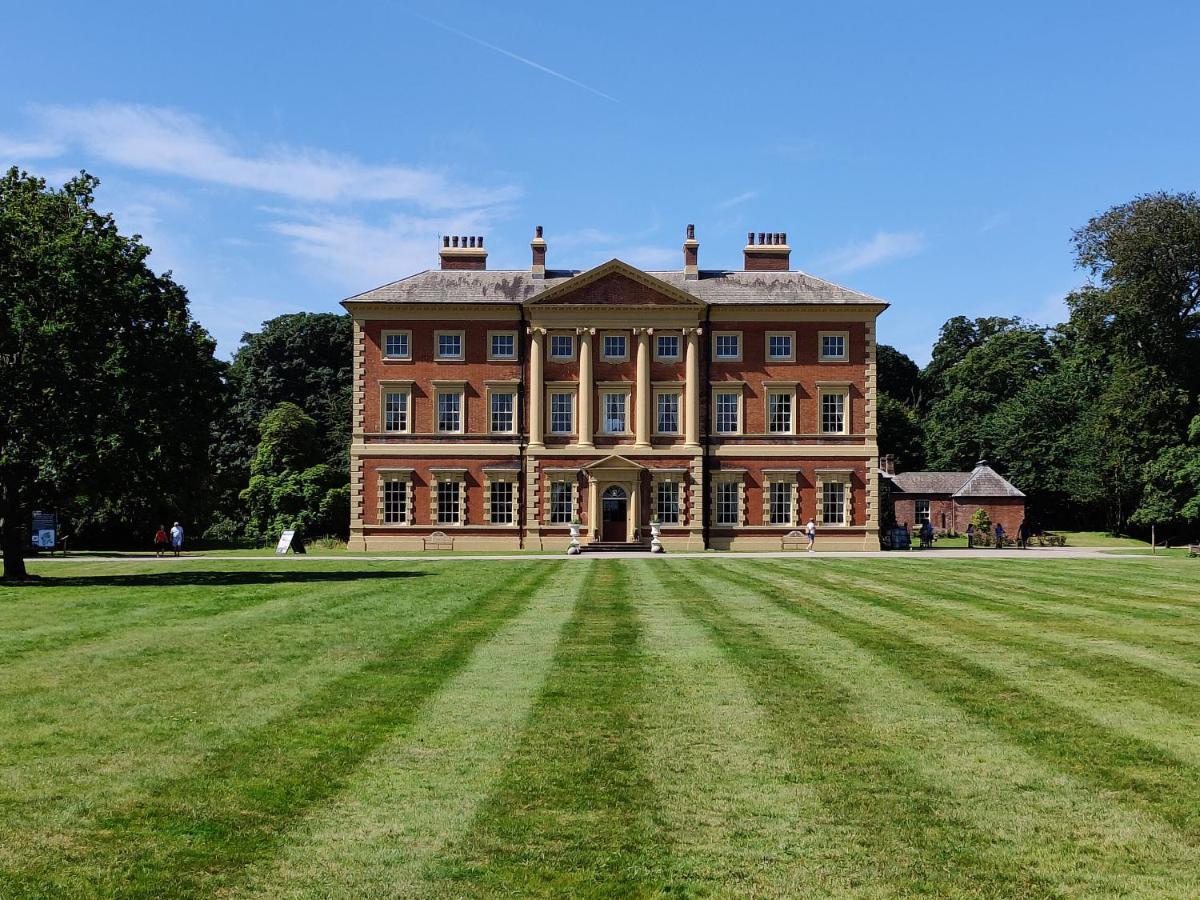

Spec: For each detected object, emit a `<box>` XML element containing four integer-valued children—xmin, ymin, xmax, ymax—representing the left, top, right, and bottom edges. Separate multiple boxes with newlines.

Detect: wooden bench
<box><xmin>423</xmin><ymin>531</ymin><xmax>454</xmax><ymax>552</ymax></box>
<box><xmin>1188</xmin><ymin>543</ymin><xmax>1200</xmax><ymax>558</ymax></box>
<box><xmin>781</xmin><ymin>530</ymin><xmax>810</xmax><ymax>551</ymax></box>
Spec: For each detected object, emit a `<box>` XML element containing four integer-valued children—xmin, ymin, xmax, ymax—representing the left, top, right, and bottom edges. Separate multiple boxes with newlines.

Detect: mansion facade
<box><xmin>345</xmin><ymin>226</ymin><xmax>888</xmax><ymax>551</ymax></box>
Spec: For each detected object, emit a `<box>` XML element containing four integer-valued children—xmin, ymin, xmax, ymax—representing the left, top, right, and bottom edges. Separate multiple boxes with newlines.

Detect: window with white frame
<box><xmin>437</xmin><ymin>479</ymin><xmax>461</xmax><ymax>525</ymax></box>
<box><xmin>767</xmin><ymin>391</ymin><xmax>793</xmax><ymax>434</ymax></box>
<box><xmin>656</xmin><ymin>333</ymin><xmax>680</xmax><ymax>361</ymax></box>
<box><xmin>436</xmin><ymin>331</ymin><xmax>464</xmax><ymax>360</ymax></box>
<box><xmin>715</xmin><ymin>391</ymin><xmax>740</xmax><ymax>434</ymax></box>
<box><xmin>602</xmin><ymin>392</ymin><xmax>627</xmax><ymax>433</ymax></box>
<box><xmin>383</xmin><ymin>331</ymin><xmax>410</xmax><ymax>360</ymax></box>
<box><xmin>382</xmin><ymin>389</ymin><xmax>409</xmax><ymax>433</ymax></box>
<box><xmin>490</xmin><ymin>391</ymin><xmax>515</xmax><ymax>433</ymax></box>
<box><xmin>820</xmin><ymin>332</ymin><xmax>848</xmax><ymax>361</ymax></box>
<box><xmin>549</xmin><ymin>480</ymin><xmax>574</xmax><ymax>523</ymax></box>
<box><xmin>714</xmin><ymin>332</ymin><xmax>741</xmax><ymax>360</ymax></box>
<box><xmin>382</xmin><ymin>478</ymin><xmax>407</xmax><ymax>524</ymax></box>
<box><xmin>489</xmin><ymin>332</ymin><xmax>516</xmax><ymax>360</ymax></box>
<box><xmin>655</xmin><ymin>480</ymin><xmax>681</xmax><ymax>524</ymax></box>
<box><xmin>822</xmin><ymin>480</ymin><xmax>846</xmax><ymax>525</ymax></box>
<box><xmin>915</xmin><ymin>499</ymin><xmax>931</xmax><ymax>525</ymax></box>
<box><xmin>656</xmin><ymin>392</ymin><xmax>679</xmax><ymax>434</ymax></box>
<box><xmin>602</xmin><ymin>333</ymin><xmax>627</xmax><ymax>360</ymax></box>
<box><xmin>549</xmin><ymin>391</ymin><xmax>574</xmax><ymax>434</ymax></box>
<box><xmin>550</xmin><ymin>333</ymin><xmax>574</xmax><ymax>360</ymax></box>
<box><xmin>820</xmin><ymin>389</ymin><xmax>846</xmax><ymax>434</ymax></box>
<box><xmin>715</xmin><ymin>480</ymin><xmax>740</xmax><ymax>525</ymax></box>
<box><xmin>768</xmin><ymin>481</ymin><xmax>793</xmax><ymax>525</ymax></box>
<box><xmin>767</xmin><ymin>332</ymin><xmax>794</xmax><ymax>360</ymax></box>
<box><xmin>490</xmin><ymin>481</ymin><xmax>514</xmax><ymax>524</ymax></box>
<box><xmin>437</xmin><ymin>391</ymin><xmax>462</xmax><ymax>433</ymax></box>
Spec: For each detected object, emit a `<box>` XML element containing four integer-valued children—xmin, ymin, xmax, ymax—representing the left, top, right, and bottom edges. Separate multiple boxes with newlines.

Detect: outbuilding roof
<box><xmin>888</xmin><ymin>462</ymin><xmax>1024</xmax><ymax>498</ymax></box>
<box><xmin>342</xmin><ymin>265</ymin><xmax>885</xmax><ymax>307</ymax></box>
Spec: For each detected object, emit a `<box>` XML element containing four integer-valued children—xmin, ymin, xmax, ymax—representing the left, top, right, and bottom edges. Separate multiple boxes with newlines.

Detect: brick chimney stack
<box><xmin>439</xmin><ymin>234</ymin><xmax>487</xmax><ymax>270</ymax></box>
<box><xmin>743</xmin><ymin>230</ymin><xmax>790</xmax><ymax>271</ymax></box>
<box><xmin>531</xmin><ymin>225</ymin><xmax>547</xmax><ymax>279</ymax></box>
<box><xmin>683</xmin><ymin>223</ymin><xmax>699</xmax><ymax>280</ymax></box>
<box><xmin>880</xmin><ymin>454</ymin><xmax>897</xmax><ymax>476</ymax></box>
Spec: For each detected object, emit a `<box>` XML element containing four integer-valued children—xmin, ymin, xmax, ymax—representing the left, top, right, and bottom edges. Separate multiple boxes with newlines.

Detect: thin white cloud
<box><xmin>414</xmin><ymin>14</ymin><xmax>618</xmax><ymax>103</ymax></box>
<box><xmin>15</xmin><ymin>102</ymin><xmax>517</xmax><ymax>209</ymax></box>
<box><xmin>820</xmin><ymin>231</ymin><xmax>925</xmax><ymax>274</ymax></box>
<box><xmin>715</xmin><ymin>190</ymin><xmax>758</xmax><ymax>210</ymax></box>
<box><xmin>0</xmin><ymin>134</ymin><xmax>65</xmax><ymax>161</ymax></box>
<box><xmin>268</xmin><ymin>209</ymin><xmax>497</xmax><ymax>289</ymax></box>
<box><xmin>980</xmin><ymin>212</ymin><xmax>1009</xmax><ymax>233</ymax></box>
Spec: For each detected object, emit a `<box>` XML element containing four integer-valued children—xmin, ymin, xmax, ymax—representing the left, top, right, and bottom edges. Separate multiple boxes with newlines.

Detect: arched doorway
<box><xmin>601</xmin><ymin>484</ymin><xmax>628</xmax><ymax>542</ymax></box>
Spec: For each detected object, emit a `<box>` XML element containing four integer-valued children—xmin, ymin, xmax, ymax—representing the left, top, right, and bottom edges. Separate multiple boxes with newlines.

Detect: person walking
<box><xmin>153</xmin><ymin>524</ymin><xmax>168</xmax><ymax>558</ymax></box>
<box><xmin>966</xmin><ymin>522</ymin><xmax>975</xmax><ymax>549</ymax></box>
<box><xmin>169</xmin><ymin>522</ymin><xmax>184</xmax><ymax>557</ymax></box>
<box><xmin>1017</xmin><ymin>520</ymin><xmax>1029</xmax><ymax>550</ymax></box>
<box><xmin>994</xmin><ymin>522</ymin><xmax>1005</xmax><ymax>549</ymax></box>
<box><xmin>921</xmin><ymin>518</ymin><xmax>934</xmax><ymax>550</ymax></box>
<box><xmin>805</xmin><ymin>517</ymin><xmax>816</xmax><ymax>553</ymax></box>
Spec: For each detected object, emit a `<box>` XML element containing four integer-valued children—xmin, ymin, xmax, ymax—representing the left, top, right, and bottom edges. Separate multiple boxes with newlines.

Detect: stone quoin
<box><xmin>344</xmin><ymin>226</ymin><xmax>888</xmax><ymax>551</ymax></box>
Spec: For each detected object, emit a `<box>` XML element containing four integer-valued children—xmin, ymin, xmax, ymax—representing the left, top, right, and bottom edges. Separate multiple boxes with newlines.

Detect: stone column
<box><xmin>577</xmin><ymin>328</ymin><xmax>594</xmax><ymax>448</ymax></box>
<box><xmin>529</xmin><ymin>327</ymin><xmax>545</xmax><ymax>448</ymax></box>
<box><xmin>684</xmin><ymin>327</ymin><xmax>701</xmax><ymax>448</ymax></box>
<box><xmin>635</xmin><ymin>328</ymin><xmax>651</xmax><ymax>448</ymax></box>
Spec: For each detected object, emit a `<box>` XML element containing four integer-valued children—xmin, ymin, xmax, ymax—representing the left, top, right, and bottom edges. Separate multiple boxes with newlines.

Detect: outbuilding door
<box><xmin>601</xmin><ymin>485</ymin><xmax>628</xmax><ymax>542</ymax></box>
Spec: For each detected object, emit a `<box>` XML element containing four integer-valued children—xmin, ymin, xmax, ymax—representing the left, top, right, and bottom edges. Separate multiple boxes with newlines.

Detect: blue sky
<box><xmin>3</xmin><ymin>1</ymin><xmax>1197</xmax><ymax>363</ymax></box>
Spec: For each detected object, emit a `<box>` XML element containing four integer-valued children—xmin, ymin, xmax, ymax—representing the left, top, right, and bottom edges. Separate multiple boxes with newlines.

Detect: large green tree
<box><xmin>0</xmin><ymin>169</ymin><xmax>222</xmax><ymax>579</ymax></box>
<box><xmin>240</xmin><ymin>402</ymin><xmax>349</xmax><ymax>542</ymax></box>
<box><xmin>209</xmin><ymin>312</ymin><xmax>351</xmax><ymax>537</ymax></box>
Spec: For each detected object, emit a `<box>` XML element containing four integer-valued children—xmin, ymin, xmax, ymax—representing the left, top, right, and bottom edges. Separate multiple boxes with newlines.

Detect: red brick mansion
<box><xmin>344</xmin><ymin>226</ymin><xmax>888</xmax><ymax>551</ymax></box>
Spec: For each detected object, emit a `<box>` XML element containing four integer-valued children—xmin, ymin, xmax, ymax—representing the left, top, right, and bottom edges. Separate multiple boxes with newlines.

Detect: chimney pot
<box><xmin>531</xmin><ymin>225</ymin><xmax>547</xmax><ymax>278</ymax></box>
<box><xmin>440</xmin><ymin>233</ymin><xmax>487</xmax><ymax>269</ymax></box>
<box><xmin>683</xmin><ymin>223</ymin><xmax>699</xmax><ymax>279</ymax></box>
<box><xmin>744</xmin><ymin>227</ymin><xmax>791</xmax><ymax>271</ymax></box>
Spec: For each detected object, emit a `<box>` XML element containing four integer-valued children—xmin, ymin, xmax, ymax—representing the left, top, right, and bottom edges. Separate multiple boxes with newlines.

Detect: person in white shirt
<box><xmin>805</xmin><ymin>518</ymin><xmax>816</xmax><ymax>552</ymax></box>
<box><xmin>170</xmin><ymin>522</ymin><xmax>184</xmax><ymax>557</ymax></box>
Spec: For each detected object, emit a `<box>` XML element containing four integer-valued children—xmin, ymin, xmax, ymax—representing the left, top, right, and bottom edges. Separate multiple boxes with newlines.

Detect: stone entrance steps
<box><xmin>580</xmin><ymin>542</ymin><xmax>651</xmax><ymax>553</ymax></box>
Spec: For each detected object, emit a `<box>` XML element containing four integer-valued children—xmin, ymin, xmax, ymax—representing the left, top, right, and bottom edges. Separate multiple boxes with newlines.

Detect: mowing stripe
<box><xmin>421</xmin><ymin>560</ymin><xmax>675</xmax><ymax>896</ymax></box>
<box><xmin>707</xmin><ymin>562</ymin><xmax>1200</xmax><ymax>839</ymax></box>
<box><xmin>664</xmin><ymin>562</ymin><xmax>1060</xmax><ymax>895</ymax></box>
<box><xmin>684</xmin><ymin>560</ymin><xmax>1200</xmax><ymax>895</ymax></box>
<box><xmin>1</xmin><ymin>562</ymin><xmax>558</xmax><ymax>898</ymax></box>
<box><xmin>791</xmin><ymin>565</ymin><xmax>1200</xmax><ymax>715</ymax></box>
<box><xmin>882</xmin><ymin>563</ymin><xmax>1200</xmax><ymax>653</ymax></box>
<box><xmin>230</xmin><ymin>560</ymin><xmax>590</xmax><ymax>898</ymax></box>
<box><xmin>791</xmin><ymin>574</ymin><xmax>1200</xmax><ymax>768</ymax></box>
<box><xmin>623</xmin><ymin>563</ymin><xmax>821</xmax><ymax>895</ymax></box>
<box><xmin>941</xmin><ymin>561</ymin><xmax>1200</xmax><ymax>620</ymax></box>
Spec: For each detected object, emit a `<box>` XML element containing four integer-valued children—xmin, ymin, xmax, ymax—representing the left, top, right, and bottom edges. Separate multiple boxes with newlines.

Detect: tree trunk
<box><xmin>2</xmin><ymin>485</ymin><xmax>29</xmax><ymax>581</ymax></box>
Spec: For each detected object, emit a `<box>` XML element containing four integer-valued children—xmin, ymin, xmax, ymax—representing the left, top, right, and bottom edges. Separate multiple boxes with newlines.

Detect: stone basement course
<box><xmin>344</xmin><ymin>226</ymin><xmax>887</xmax><ymax>552</ymax></box>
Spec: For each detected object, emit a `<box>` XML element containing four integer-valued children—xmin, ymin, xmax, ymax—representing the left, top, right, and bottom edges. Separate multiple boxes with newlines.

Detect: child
<box><xmin>153</xmin><ymin>524</ymin><xmax>168</xmax><ymax>558</ymax></box>
<box><xmin>805</xmin><ymin>517</ymin><xmax>816</xmax><ymax>553</ymax></box>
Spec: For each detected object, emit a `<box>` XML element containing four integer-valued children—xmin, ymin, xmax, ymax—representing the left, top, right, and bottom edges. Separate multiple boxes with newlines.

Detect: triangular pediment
<box><xmin>528</xmin><ymin>259</ymin><xmax>705</xmax><ymax>308</ymax></box>
<box><xmin>584</xmin><ymin>453</ymin><xmax>647</xmax><ymax>471</ymax></box>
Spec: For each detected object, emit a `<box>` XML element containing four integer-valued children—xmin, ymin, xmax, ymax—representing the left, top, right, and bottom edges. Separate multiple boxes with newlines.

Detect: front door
<box><xmin>601</xmin><ymin>485</ymin><xmax>628</xmax><ymax>542</ymax></box>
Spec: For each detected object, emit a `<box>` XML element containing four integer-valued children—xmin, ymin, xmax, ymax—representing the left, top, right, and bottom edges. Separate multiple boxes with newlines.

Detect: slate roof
<box><xmin>342</xmin><ymin>267</ymin><xmax>884</xmax><ymax>306</ymax></box>
<box><xmin>889</xmin><ymin>463</ymin><xmax>1024</xmax><ymax>498</ymax></box>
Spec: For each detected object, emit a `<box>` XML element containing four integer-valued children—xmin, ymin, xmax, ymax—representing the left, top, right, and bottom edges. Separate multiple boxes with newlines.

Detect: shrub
<box><xmin>970</xmin><ymin>508</ymin><xmax>992</xmax><ymax>533</ymax></box>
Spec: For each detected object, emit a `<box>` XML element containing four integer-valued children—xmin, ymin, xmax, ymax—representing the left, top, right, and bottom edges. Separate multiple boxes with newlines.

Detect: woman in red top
<box><xmin>153</xmin><ymin>525</ymin><xmax>168</xmax><ymax>558</ymax></box>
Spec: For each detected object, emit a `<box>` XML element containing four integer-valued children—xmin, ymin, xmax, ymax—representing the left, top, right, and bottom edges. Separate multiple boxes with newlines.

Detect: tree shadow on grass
<box><xmin>10</xmin><ymin>570</ymin><xmax>430</xmax><ymax>589</ymax></box>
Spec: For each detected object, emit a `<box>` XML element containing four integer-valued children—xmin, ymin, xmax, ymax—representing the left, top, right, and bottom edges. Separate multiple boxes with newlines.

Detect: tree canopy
<box><xmin>1</xmin><ymin>168</ymin><xmax>222</xmax><ymax>578</ymax></box>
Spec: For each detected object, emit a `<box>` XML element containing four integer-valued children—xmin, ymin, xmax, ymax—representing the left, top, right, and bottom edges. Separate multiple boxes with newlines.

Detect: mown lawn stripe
<box><xmin>423</xmin><ymin>560</ymin><xmax>675</xmax><ymax>897</ymax></box>
<box><xmin>709</xmin><ymin>562</ymin><xmax>1200</xmax><ymax>839</ymax></box>
<box><xmin>668</xmin><ymin>562</ymin><xmax>1059</xmax><ymax>896</ymax></box>
<box><xmin>231</xmin><ymin>560</ymin><xmax>590</xmax><ymax>898</ymax></box>
<box><xmin>623</xmin><ymin>563</ymin><xmax>821</xmax><ymax>895</ymax></box>
<box><xmin>685</xmin><ymin>560</ymin><xmax>1200</xmax><ymax>895</ymax></box>
<box><xmin>791</xmin><ymin>564</ymin><xmax>1200</xmax><ymax>715</ymax></box>
<box><xmin>1</xmin><ymin>562</ymin><xmax>558</xmax><ymax>898</ymax></box>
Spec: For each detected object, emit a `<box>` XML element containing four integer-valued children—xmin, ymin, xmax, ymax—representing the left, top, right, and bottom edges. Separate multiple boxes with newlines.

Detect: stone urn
<box><xmin>567</xmin><ymin>522</ymin><xmax>581</xmax><ymax>555</ymax></box>
<box><xmin>650</xmin><ymin>521</ymin><xmax>664</xmax><ymax>554</ymax></box>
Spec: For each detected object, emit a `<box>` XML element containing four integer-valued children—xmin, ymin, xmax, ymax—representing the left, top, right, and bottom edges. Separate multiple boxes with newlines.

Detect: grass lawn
<box><xmin>1</xmin><ymin>556</ymin><xmax>1198</xmax><ymax>897</ymax></box>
